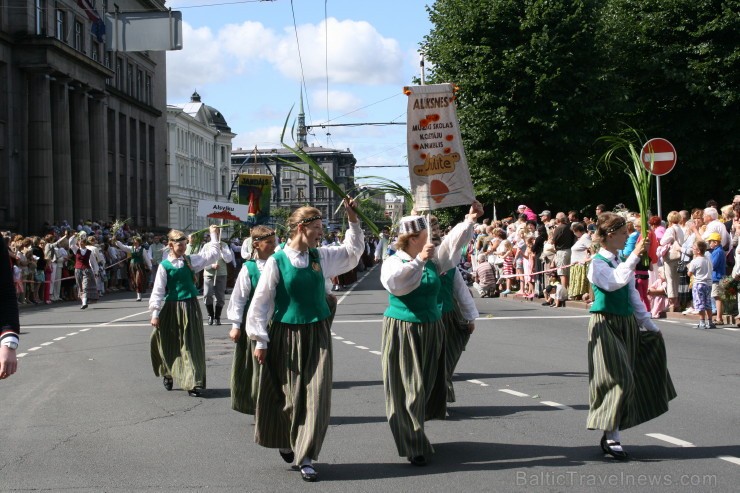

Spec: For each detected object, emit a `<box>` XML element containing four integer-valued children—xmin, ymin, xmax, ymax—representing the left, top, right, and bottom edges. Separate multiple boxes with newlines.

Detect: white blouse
<box><xmin>68</xmin><ymin>237</ymin><xmax>99</xmax><ymax>272</ymax></box>
<box><xmin>452</xmin><ymin>267</ymin><xmax>479</xmax><ymax>321</ymax></box>
<box><xmin>587</xmin><ymin>248</ymin><xmax>658</xmax><ymax>332</ymax></box>
<box><xmin>381</xmin><ymin>219</ymin><xmax>475</xmax><ymax>296</ymax></box>
<box><xmin>246</xmin><ymin>221</ymin><xmax>364</xmax><ymax>349</ymax></box>
<box><xmin>149</xmin><ymin>239</ymin><xmax>225</xmax><ymax>317</ymax></box>
<box><xmin>226</xmin><ymin>258</ymin><xmax>267</xmax><ymax>330</ymax></box>
<box><xmin>115</xmin><ymin>241</ymin><xmax>152</xmax><ymax>269</ymax></box>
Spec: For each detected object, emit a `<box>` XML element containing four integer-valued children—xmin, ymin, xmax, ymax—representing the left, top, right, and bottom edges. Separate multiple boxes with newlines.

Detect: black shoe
<box><xmin>187</xmin><ymin>387</ymin><xmax>202</xmax><ymax>397</ymax></box>
<box><xmin>279</xmin><ymin>450</ymin><xmax>295</xmax><ymax>464</ymax></box>
<box><xmin>207</xmin><ymin>316</ymin><xmax>214</xmax><ymax>325</ymax></box>
<box><xmin>163</xmin><ymin>376</ymin><xmax>173</xmax><ymax>391</ymax></box>
<box><xmin>601</xmin><ymin>434</ymin><xmax>629</xmax><ymax>460</ymax></box>
<box><xmin>300</xmin><ymin>465</ymin><xmax>318</xmax><ymax>482</ymax></box>
<box><xmin>215</xmin><ymin>319</ymin><xmax>221</xmax><ymax>326</ymax></box>
<box><xmin>407</xmin><ymin>455</ymin><xmax>427</xmax><ymax>466</ymax></box>
<box><xmin>80</xmin><ymin>304</ymin><xmax>88</xmax><ymax>310</ymax></box>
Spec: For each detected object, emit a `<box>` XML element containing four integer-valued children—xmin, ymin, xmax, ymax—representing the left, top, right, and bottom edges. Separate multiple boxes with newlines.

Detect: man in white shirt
<box><xmin>702</xmin><ymin>207</ymin><xmax>730</xmax><ymax>250</ymax></box>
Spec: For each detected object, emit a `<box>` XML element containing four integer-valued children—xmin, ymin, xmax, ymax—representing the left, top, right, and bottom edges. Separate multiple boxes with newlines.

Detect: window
<box><xmin>55</xmin><ymin>8</ymin><xmax>65</xmax><ymax>41</ymax></box>
<box><xmin>136</xmin><ymin>69</ymin><xmax>143</xmax><ymax>100</ymax></box>
<box><xmin>283</xmin><ymin>170</ymin><xmax>290</xmax><ymax>180</ymax></box>
<box><xmin>283</xmin><ymin>187</ymin><xmax>291</xmax><ymax>200</ymax></box>
<box><xmin>90</xmin><ymin>36</ymin><xmax>99</xmax><ymax>61</ymax></box>
<box><xmin>127</xmin><ymin>63</ymin><xmax>134</xmax><ymax>95</ymax></box>
<box><xmin>104</xmin><ymin>51</ymin><xmax>111</xmax><ymax>69</ymax></box>
<box><xmin>316</xmin><ymin>187</ymin><xmax>327</xmax><ymax>200</ymax></box>
<box><xmin>74</xmin><ymin>20</ymin><xmax>83</xmax><ymax>51</ymax></box>
<box><xmin>297</xmin><ymin>187</ymin><xmax>305</xmax><ymax>200</ymax></box>
<box><xmin>35</xmin><ymin>0</ymin><xmax>46</xmax><ymax>35</ymax></box>
<box><xmin>115</xmin><ymin>57</ymin><xmax>123</xmax><ymax>89</ymax></box>
<box><xmin>339</xmin><ymin>168</ymin><xmax>346</xmax><ymax>177</ymax></box>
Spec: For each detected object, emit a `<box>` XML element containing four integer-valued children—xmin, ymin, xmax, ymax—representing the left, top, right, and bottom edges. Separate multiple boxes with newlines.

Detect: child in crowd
<box><xmin>688</xmin><ymin>239</ymin><xmax>713</xmax><ymax>329</ymax></box>
<box><xmin>647</xmin><ymin>269</ymin><xmax>669</xmax><ymax>319</ymax></box>
<box><xmin>707</xmin><ymin>233</ymin><xmax>726</xmax><ymax>325</ymax></box>
<box><xmin>499</xmin><ymin>239</ymin><xmax>514</xmax><ymax>295</ymax></box>
<box><xmin>542</xmin><ymin>274</ymin><xmax>567</xmax><ymax>307</ymax></box>
<box><xmin>12</xmin><ymin>258</ymin><xmax>24</xmax><ymax>304</ymax></box>
<box><xmin>523</xmin><ymin>236</ymin><xmax>536</xmax><ymax>299</ymax></box>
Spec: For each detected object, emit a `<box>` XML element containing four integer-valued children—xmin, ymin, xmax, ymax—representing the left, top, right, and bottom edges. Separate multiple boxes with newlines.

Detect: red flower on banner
<box><xmin>430</xmin><ymin>180</ymin><xmax>449</xmax><ymax>203</ymax></box>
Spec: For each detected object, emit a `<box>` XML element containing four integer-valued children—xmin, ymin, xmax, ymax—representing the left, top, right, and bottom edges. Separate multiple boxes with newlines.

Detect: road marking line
<box><xmin>53</xmin><ymin>337</ymin><xmax>66</xmax><ymax>341</ymax></box>
<box><xmin>79</xmin><ymin>328</ymin><xmax>91</xmax><ymax>332</ymax></box>
<box><xmin>67</xmin><ymin>332</ymin><xmax>78</xmax><ymax>336</ymax></box>
<box><xmin>342</xmin><ymin>341</ymin><xmax>355</xmax><ymax>345</ymax></box>
<box><xmin>333</xmin><ymin>336</ymin><xmax>344</xmax><ymax>340</ymax></box>
<box><xmin>467</xmin><ymin>379</ymin><xmax>485</xmax><ymax>385</ymax></box>
<box><xmin>718</xmin><ymin>455</ymin><xmax>740</xmax><ymax>466</ymax></box>
<box><xmin>645</xmin><ymin>433</ymin><xmax>695</xmax><ymax>447</ymax></box>
<box><xmin>659</xmin><ymin>320</ymin><xmax>680</xmax><ymax>324</ymax></box>
<box><xmin>40</xmin><ymin>342</ymin><xmax>53</xmax><ymax>346</ymax></box>
<box><xmin>355</xmin><ymin>345</ymin><xmax>369</xmax><ymax>349</ymax></box>
<box><xmin>489</xmin><ymin>315</ymin><xmax>591</xmax><ymax>320</ymax></box>
<box><xmin>331</xmin><ymin>332</ymin><xmax>336</xmax><ymax>335</ymax></box>
<box><xmin>16</xmin><ymin>353</ymin><xmax>28</xmax><ymax>358</ymax></box>
<box><xmin>336</xmin><ymin>264</ymin><xmax>378</xmax><ymax>305</ymax></box>
<box><xmin>28</xmin><ymin>347</ymin><xmax>41</xmax><ymax>351</ymax></box>
<box><xmin>100</xmin><ymin>310</ymin><xmax>150</xmax><ymax>326</ymax></box>
<box><xmin>369</xmin><ymin>350</ymin><xmax>382</xmax><ymax>355</ymax></box>
<box><xmin>498</xmin><ymin>388</ymin><xmax>529</xmax><ymax>397</ymax></box>
<box><xmin>723</xmin><ymin>327</ymin><xmax>740</xmax><ymax>332</ymax></box>
<box><xmin>541</xmin><ymin>401</ymin><xmax>573</xmax><ymax>410</ymax></box>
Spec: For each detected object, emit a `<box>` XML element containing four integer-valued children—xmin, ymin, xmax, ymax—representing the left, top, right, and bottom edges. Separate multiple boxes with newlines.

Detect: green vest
<box><xmin>589</xmin><ymin>253</ymin><xmax>633</xmax><ymax>316</ymax></box>
<box><xmin>161</xmin><ymin>258</ymin><xmax>199</xmax><ymax>301</ymax></box>
<box><xmin>384</xmin><ymin>258</ymin><xmax>442</xmax><ymax>323</ymax></box>
<box><xmin>130</xmin><ymin>246</ymin><xmax>144</xmax><ymax>265</ymax></box>
<box><xmin>244</xmin><ymin>260</ymin><xmax>261</xmax><ymax>306</ymax></box>
<box><xmin>272</xmin><ymin>249</ymin><xmax>331</xmax><ymax>324</ymax></box>
<box><xmin>438</xmin><ymin>267</ymin><xmax>456</xmax><ymax>314</ymax></box>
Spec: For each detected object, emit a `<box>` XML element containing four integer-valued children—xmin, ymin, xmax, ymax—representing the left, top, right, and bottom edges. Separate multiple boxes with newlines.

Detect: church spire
<box><xmin>297</xmin><ymin>87</ymin><xmax>308</xmax><ymax>148</ymax></box>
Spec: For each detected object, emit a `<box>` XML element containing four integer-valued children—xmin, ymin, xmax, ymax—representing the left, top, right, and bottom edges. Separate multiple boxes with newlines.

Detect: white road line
<box><xmin>718</xmin><ymin>455</ymin><xmax>740</xmax><ymax>466</ymax></box>
<box><xmin>100</xmin><ymin>310</ymin><xmax>150</xmax><ymax>326</ymax></box>
<box><xmin>369</xmin><ymin>350</ymin><xmax>382</xmax><ymax>355</ymax></box>
<box><xmin>330</xmin><ymin>332</ymin><xmax>336</xmax><ymax>335</ymax></box>
<box><xmin>333</xmin><ymin>336</ymin><xmax>344</xmax><ymax>340</ymax></box>
<box><xmin>645</xmin><ymin>433</ymin><xmax>695</xmax><ymax>447</ymax></box>
<box><xmin>541</xmin><ymin>401</ymin><xmax>573</xmax><ymax>410</ymax></box>
<box><xmin>66</xmin><ymin>332</ymin><xmax>78</xmax><ymax>336</ymax></box>
<box><xmin>659</xmin><ymin>320</ymin><xmax>681</xmax><ymax>324</ymax></box>
<box><xmin>334</xmin><ymin>319</ymin><xmax>384</xmax><ymax>323</ymax></box>
<box><xmin>498</xmin><ymin>388</ymin><xmax>529</xmax><ymax>397</ymax></box>
<box><xmin>336</xmin><ymin>264</ymin><xmax>378</xmax><ymax>305</ymax></box>
<box><xmin>79</xmin><ymin>328</ymin><xmax>91</xmax><ymax>332</ymax></box>
<box><xmin>488</xmin><ymin>315</ymin><xmax>591</xmax><ymax>320</ymax></box>
<box><xmin>53</xmin><ymin>337</ymin><xmax>66</xmax><ymax>341</ymax></box>
<box><xmin>467</xmin><ymin>379</ymin><xmax>485</xmax><ymax>385</ymax></box>
<box><xmin>27</xmin><ymin>347</ymin><xmax>41</xmax><ymax>351</ymax></box>
<box><xmin>16</xmin><ymin>353</ymin><xmax>28</xmax><ymax>358</ymax></box>
<box><xmin>723</xmin><ymin>327</ymin><xmax>740</xmax><ymax>332</ymax></box>
<box><xmin>40</xmin><ymin>342</ymin><xmax>53</xmax><ymax>346</ymax></box>
<box><xmin>355</xmin><ymin>345</ymin><xmax>369</xmax><ymax>350</ymax></box>
<box><xmin>342</xmin><ymin>341</ymin><xmax>355</xmax><ymax>345</ymax></box>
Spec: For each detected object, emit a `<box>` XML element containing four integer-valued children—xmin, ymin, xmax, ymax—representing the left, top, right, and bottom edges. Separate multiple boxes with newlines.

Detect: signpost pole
<box><xmin>656</xmin><ymin>175</ymin><xmax>662</xmax><ymax>219</ymax></box>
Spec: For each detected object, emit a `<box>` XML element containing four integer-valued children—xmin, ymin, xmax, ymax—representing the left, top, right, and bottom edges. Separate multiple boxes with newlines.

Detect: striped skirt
<box><xmin>587</xmin><ymin>313</ymin><xmax>676</xmax><ymax>431</ymax></box>
<box><xmin>254</xmin><ymin>318</ymin><xmax>333</xmax><ymax>465</ymax></box>
<box><xmin>150</xmin><ymin>297</ymin><xmax>206</xmax><ymax>391</ymax></box>
<box><xmin>75</xmin><ymin>268</ymin><xmax>99</xmax><ymax>301</ymax></box>
<box><xmin>231</xmin><ymin>324</ymin><xmax>261</xmax><ymax>415</ymax></box>
<box><xmin>381</xmin><ymin>316</ymin><xmax>446</xmax><ymax>458</ymax></box>
<box><xmin>129</xmin><ymin>263</ymin><xmax>148</xmax><ymax>294</ymax></box>
<box><xmin>443</xmin><ymin>310</ymin><xmax>471</xmax><ymax>403</ymax></box>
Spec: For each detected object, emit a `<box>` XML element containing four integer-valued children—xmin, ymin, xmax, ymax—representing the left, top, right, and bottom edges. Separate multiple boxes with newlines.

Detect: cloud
<box><xmin>232</xmin><ymin>126</ymin><xmax>287</xmax><ymax>151</ymax></box>
<box><xmin>166</xmin><ymin>23</ymin><xmax>229</xmax><ymax>101</ymax></box>
<box><xmin>269</xmin><ymin>18</ymin><xmax>404</xmax><ymax>85</ymax></box>
<box><xmin>310</xmin><ymin>90</ymin><xmax>364</xmax><ymax>118</ymax></box>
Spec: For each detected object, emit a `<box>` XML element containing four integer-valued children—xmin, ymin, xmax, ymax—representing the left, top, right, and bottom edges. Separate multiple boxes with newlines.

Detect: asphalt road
<box><xmin>2</xmin><ymin>265</ymin><xmax>739</xmax><ymax>492</ymax></box>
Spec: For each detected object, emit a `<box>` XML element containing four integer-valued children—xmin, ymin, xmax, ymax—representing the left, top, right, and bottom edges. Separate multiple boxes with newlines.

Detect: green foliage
<box><xmin>423</xmin><ymin>0</ymin><xmax>740</xmax><ymax>212</ymax></box>
<box><xmin>270</xmin><ymin>207</ymin><xmax>291</xmax><ymax>236</ymax></box>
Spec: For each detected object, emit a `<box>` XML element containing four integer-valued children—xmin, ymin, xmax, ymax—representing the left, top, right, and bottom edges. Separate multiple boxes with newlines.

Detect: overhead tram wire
<box><xmin>290</xmin><ymin>0</ymin><xmax>313</xmax><ymax>127</ymax></box>
<box><xmin>324</xmin><ymin>0</ymin><xmax>331</xmax><ymax>146</ymax></box>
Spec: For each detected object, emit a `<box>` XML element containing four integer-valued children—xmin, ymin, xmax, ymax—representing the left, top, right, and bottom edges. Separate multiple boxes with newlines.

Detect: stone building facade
<box><xmin>0</xmin><ymin>0</ymin><xmax>168</xmax><ymax>233</ymax></box>
<box><xmin>166</xmin><ymin>91</ymin><xmax>235</xmax><ymax>232</ymax></box>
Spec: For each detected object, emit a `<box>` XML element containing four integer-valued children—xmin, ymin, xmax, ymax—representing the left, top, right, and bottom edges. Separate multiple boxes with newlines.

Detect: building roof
<box><xmin>174</xmin><ymin>90</ymin><xmax>232</xmax><ymax>133</ymax></box>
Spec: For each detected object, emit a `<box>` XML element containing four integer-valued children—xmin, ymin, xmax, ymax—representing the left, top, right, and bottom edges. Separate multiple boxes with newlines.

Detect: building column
<box><xmin>26</xmin><ymin>72</ymin><xmax>54</xmax><ymax>230</ymax></box>
<box><xmin>51</xmin><ymin>79</ymin><xmax>73</xmax><ymax>224</ymax></box>
<box><xmin>88</xmin><ymin>95</ymin><xmax>108</xmax><ymax>221</ymax></box>
<box><xmin>70</xmin><ymin>86</ymin><xmax>92</xmax><ymax>222</ymax></box>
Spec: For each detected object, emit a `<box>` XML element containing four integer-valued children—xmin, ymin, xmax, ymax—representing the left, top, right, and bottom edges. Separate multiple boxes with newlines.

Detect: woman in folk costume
<box><xmin>68</xmin><ymin>234</ymin><xmax>99</xmax><ymax>309</ymax></box>
<box><xmin>380</xmin><ymin>201</ymin><xmax>482</xmax><ymax>466</ymax></box>
<box><xmin>149</xmin><ymin>225</ymin><xmax>226</xmax><ymax>396</ymax></box>
<box><xmin>246</xmin><ymin>199</ymin><xmax>364</xmax><ymax>482</ymax></box>
<box><xmin>116</xmin><ymin>236</ymin><xmax>152</xmax><ymax>301</ymax></box>
<box><xmin>428</xmin><ymin>217</ymin><xmax>479</xmax><ymax>404</ymax></box>
<box><xmin>226</xmin><ymin>225</ymin><xmax>276</xmax><ymax>415</ymax></box>
<box><xmin>587</xmin><ymin>212</ymin><xmax>676</xmax><ymax>460</ymax></box>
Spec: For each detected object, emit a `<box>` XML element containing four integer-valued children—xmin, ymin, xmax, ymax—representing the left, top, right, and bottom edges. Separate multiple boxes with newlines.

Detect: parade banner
<box><xmin>197</xmin><ymin>200</ymin><xmax>250</xmax><ymax>222</ymax></box>
<box><xmin>405</xmin><ymin>83</ymin><xmax>475</xmax><ymax>211</ymax></box>
<box><xmin>236</xmin><ymin>174</ymin><xmax>272</xmax><ymax>225</ymax></box>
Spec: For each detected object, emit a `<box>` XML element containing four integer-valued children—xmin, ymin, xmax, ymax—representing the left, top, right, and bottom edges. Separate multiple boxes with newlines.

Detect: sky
<box><xmin>166</xmin><ymin>0</ymin><xmax>435</xmax><ymax>189</ymax></box>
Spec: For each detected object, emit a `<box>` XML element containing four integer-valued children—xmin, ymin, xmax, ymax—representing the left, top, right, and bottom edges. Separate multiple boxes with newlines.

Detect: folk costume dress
<box><xmin>226</xmin><ymin>257</ymin><xmax>265</xmax><ymax>415</ymax></box>
<box><xmin>148</xmin><ymin>239</ymin><xmax>223</xmax><ymax>392</ymax></box>
<box><xmin>68</xmin><ymin>236</ymin><xmax>99</xmax><ymax>306</ymax></box>
<box><xmin>116</xmin><ymin>241</ymin><xmax>152</xmax><ymax>295</ymax></box>
<box><xmin>438</xmin><ymin>267</ymin><xmax>479</xmax><ymax>403</ymax></box>
<box><xmin>246</xmin><ymin>222</ymin><xmax>364</xmax><ymax>465</ymax></box>
<box><xmin>587</xmin><ymin>249</ymin><xmax>676</xmax><ymax>432</ymax></box>
<box><xmin>380</xmin><ymin>218</ymin><xmax>475</xmax><ymax>459</ymax></box>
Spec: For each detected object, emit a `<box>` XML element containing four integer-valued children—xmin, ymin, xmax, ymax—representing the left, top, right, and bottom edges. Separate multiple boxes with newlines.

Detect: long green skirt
<box><xmin>150</xmin><ymin>297</ymin><xmax>206</xmax><ymax>391</ymax></box>
<box><xmin>231</xmin><ymin>324</ymin><xmax>261</xmax><ymax>415</ymax></box>
<box><xmin>381</xmin><ymin>316</ymin><xmax>446</xmax><ymax>458</ymax></box>
<box><xmin>443</xmin><ymin>310</ymin><xmax>471</xmax><ymax>403</ymax></box>
<box><xmin>587</xmin><ymin>313</ymin><xmax>677</xmax><ymax>431</ymax></box>
<box><xmin>253</xmin><ymin>318</ymin><xmax>333</xmax><ymax>465</ymax></box>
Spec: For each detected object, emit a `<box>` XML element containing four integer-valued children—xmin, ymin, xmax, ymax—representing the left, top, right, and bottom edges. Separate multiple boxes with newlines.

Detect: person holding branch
<box><xmin>225</xmin><ymin>225</ymin><xmax>276</xmax><ymax>415</ymax></box>
<box><xmin>587</xmin><ymin>212</ymin><xmax>676</xmax><ymax>460</ymax></box>
<box><xmin>380</xmin><ymin>201</ymin><xmax>483</xmax><ymax>466</ymax></box>
<box><xmin>115</xmin><ymin>236</ymin><xmax>152</xmax><ymax>301</ymax></box>
<box><xmin>245</xmin><ymin>198</ymin><xmax>364</xmax><ymax>482</ymax></box>
<box><xmin>149</xmin><ymin>225</ymin><xmax>227</xmax><ymax>396</ymax></box>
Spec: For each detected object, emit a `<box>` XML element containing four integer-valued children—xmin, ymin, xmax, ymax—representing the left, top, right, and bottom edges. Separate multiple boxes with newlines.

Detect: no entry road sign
<box><xmin>641</xmin><ymin>138</ymin><xmax>677</xmax><ymax>176</ymax></box>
